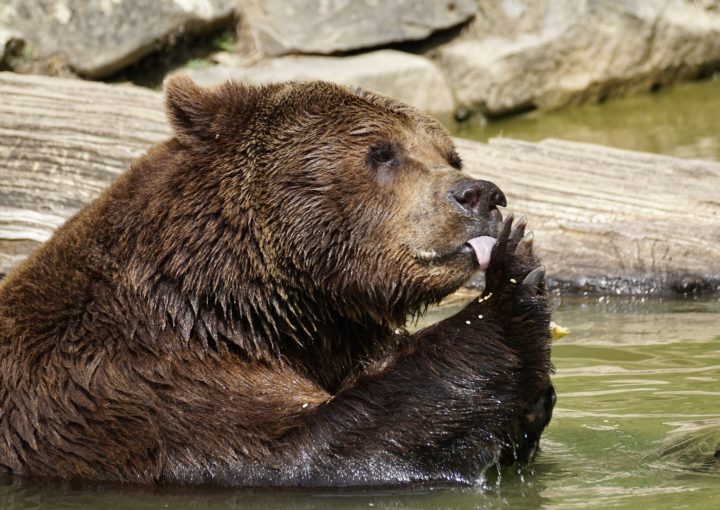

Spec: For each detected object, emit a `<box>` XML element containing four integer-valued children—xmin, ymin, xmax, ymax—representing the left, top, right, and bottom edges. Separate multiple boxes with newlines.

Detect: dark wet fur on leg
<box><xmin>478</xmin><ymin>215</ymin><xmax>555</xmax><ymax>464</ymax></box>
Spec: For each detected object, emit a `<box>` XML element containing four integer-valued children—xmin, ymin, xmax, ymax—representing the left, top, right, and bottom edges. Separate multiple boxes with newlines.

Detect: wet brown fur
<box><xmin>0</xmin><ymin>77</ymin><xmax>553</xmax><ymax>486</ymax></box>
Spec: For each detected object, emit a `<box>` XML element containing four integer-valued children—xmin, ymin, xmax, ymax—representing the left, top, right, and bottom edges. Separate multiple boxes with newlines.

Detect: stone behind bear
<box><xmin>0</xmin><ymin>76</ymin><xmax>554</xmax><ymax>486</ymax></box>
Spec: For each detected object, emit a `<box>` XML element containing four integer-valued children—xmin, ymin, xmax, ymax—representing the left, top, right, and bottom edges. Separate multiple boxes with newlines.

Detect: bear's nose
<box><xmin>449</xmin><ymin>179</ymin><xmax>507</xmax><ymax>215</ymax></box>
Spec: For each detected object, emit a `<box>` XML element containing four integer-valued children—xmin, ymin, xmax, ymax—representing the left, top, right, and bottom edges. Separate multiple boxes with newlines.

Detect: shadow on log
<box><xmin>1</xmin><ymin>71</ymin><xmax>719</xmax><ymax>294</ymax></box>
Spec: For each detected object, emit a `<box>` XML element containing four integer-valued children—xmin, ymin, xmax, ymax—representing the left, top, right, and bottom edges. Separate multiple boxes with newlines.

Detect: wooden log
<box><xmin>455</xmin><ymin>137</ymin><xmax>720</xmax><ymax>293</ymax></box>
<box><xmin>1</xmin><ymin>71</ymin><xmax>719</xmax><ymax>293</ymax></box>
<box><xmin>0</xmin><ymin>72</ymin><xmax>168</xmax><ymax>273</ymax></box>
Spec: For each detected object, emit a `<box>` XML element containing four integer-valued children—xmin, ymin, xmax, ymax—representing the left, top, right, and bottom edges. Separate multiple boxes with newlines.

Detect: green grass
<box><xmin>212</xmin><ymin>30</ymin><xmax>235</xmax><ymax>52</ymax></box>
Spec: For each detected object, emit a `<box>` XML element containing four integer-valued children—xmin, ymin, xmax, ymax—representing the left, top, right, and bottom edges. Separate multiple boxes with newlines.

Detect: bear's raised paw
<box><xmin>482</xmin><ymin>214</ymin><xmax>546</xmax><ymax>314</ymax></box>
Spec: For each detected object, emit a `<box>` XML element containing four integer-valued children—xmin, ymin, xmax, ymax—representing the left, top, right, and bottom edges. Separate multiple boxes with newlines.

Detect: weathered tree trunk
<box><xmin>1</xmin><ymin>71</ymin><xmax>719</xmax><ymax>293</ymax></box>
<box><xmin>0</xmin><ymin>72</ymin><xmax>168</xmax><ymax>273</ymax></box>
<box><xmin>456</xmin><ymin>137</ymin><xmax>720</xmax><ymax>293</ymax></box>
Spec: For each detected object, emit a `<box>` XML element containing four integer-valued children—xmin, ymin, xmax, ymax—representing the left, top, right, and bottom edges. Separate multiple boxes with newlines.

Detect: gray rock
<box><xmin>241</xmin><ymin>0</ymin><xmax>476</xmax><ymax>56</ymax></box>
<box><xmin>438</xmin><ymin>0</ymin><xmax>720</xmax><ymax>116</ymax></box>
<box><xmin>185</xmin><ymin>50</ymin><xmax>456</xmax><ymax>118</ymax></box>
<box><xmin>0</xmin><ymin>0</ymin><xmax>236</xmax><ymax>78</ymax></box>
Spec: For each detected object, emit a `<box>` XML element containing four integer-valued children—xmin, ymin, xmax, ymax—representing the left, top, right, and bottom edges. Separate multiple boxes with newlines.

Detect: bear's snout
<box><xmin>448</xmin><ymin>179</ymin><xmax>506</xmax><ymax>217</ymax></box>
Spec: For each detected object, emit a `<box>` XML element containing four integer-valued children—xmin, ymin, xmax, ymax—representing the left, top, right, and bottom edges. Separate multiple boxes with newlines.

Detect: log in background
<box><xmin>1</xmin><ymin>72</ymin><xmax>719</xmax><ymax>293</ymax></box>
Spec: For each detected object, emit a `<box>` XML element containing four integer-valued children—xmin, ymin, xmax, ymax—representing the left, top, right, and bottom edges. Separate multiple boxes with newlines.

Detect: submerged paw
<box><xmin>503</xmin><ymin>384</ymin><xmax>557</xmax><ymax>465</ymax></box>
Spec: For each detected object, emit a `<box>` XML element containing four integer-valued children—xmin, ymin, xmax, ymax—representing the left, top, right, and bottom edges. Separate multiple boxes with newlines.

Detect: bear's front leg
<box><xmin>444</xmin><ymin>214</ymin><xmax>555</xmax><ymax>464</ymax></box>
<box><xmin>184</xmin><ymin>215</ymin><xmax>556</xmax><ymax>487</ymax></box>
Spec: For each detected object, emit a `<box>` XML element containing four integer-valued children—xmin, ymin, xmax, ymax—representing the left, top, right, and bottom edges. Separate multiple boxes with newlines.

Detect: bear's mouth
<box><xmin>412</xmin><ymin>209</ymin><xmax>503</xmax><ymax>269</ymax></box>
<box><xmin>458</xmin><ymin>206</ymin><xmax>504</xmax><ymax>269</ymax></box>
<box><xmin>413</xmin><ymin>235</ymin><xmax>497</xmax><ymax>269</ymax></box>
<box><xmin>459</xmin><ymin>236</ymin><xmax>497</xmax><ymax>270</ymax></box>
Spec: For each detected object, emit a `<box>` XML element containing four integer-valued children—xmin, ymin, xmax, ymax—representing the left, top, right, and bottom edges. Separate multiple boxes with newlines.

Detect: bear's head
<box><xmin>163</xmin><ymin>76</ymin><xmax>505</xmax><ymax>325</ymax></box>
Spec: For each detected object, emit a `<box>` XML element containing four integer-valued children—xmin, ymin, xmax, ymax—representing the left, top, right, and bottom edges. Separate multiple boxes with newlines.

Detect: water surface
<box><xmin>2</xmin><ymin>297</ymin><xmax>719</xmax><ymax>509</ymax></box>
<box><xmin>452</xmin><ymin>77</ymin><xmax>720</xmax><ymax>161</ymax></box>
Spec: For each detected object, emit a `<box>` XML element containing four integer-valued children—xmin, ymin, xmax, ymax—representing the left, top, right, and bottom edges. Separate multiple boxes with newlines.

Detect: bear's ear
<box><xmin>164</xmin><ymin>74</ymin><xmax>219</xmax><ymax>144</ymax></box>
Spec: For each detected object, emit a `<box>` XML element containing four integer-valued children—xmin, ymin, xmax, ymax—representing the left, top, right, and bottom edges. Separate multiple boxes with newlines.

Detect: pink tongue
<box><xmin>466</xmin><ymin>236</ymin><xmax>496</xmax><ymax>270</ymax></box>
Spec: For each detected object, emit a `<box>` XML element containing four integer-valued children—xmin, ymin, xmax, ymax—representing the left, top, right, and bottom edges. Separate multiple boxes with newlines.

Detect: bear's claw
<box><xmin>510</xmin><ymin>215</ymin><xmax>527</xmax><ymax>245</ymax></box>
<box><xmin>522</xmin><ymin>266</ymin><xmax>545</xmax><ymax>295</ymax></box>
<box><xmin>496</xmin><ymin>213</ymin><xmax>514</xmax><ymax>251</ymax></box>
<box><xmin>515</xmin><ymin>231</ymin><xmax>534</xmax><ymax>257</ymax></box>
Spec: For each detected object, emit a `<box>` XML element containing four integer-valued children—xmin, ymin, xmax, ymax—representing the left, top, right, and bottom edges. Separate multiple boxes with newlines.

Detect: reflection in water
<box><xmin>452</xmin><ymin>77</ymin><xmax>720</xmax><ymax>162</ymax></box>
<box><xmin>647</xmin><ymin>418</ymin><xmax>720</xmax><ymax>476</ymax></box>
<box><xmin>1</xmin><ymin>297</ymin><xmax>719</xmax><ymax>509</ymax></box>
<box><xmin>0</xmin><ymin>480</ymin><xmax>549</xmax><ymax>510</ymax></box>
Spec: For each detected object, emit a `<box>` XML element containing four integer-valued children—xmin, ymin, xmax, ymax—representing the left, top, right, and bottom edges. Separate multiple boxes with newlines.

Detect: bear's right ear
<box><xmin>164</xmin><ymin>74</ymin><xmax>219</xmax><ymax>144</ymax></box>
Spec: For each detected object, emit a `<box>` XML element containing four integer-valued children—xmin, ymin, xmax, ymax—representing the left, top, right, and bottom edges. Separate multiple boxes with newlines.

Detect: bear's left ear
<box><xmin>164</xmin><ymin>74</ymin><xmax>219</xmax><ymax>144</ymax></box>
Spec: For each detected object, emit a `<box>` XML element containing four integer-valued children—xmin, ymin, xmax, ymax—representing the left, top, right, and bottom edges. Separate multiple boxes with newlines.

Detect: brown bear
<box><xmin>0</xmin><ymin>76</ymin><xmax>554</xmax><ymax>487</ymax></box>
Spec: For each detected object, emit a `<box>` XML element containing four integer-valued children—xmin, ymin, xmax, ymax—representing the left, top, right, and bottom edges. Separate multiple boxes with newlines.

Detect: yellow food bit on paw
<box><xmin>510</xmin><ymin>278</ymin><xmax>517</xmax><ymax>284</ymax></box>
<box><xmin>550</xmin><ymin>321</ymin><xmax>570</xmax><ymax>340</ymax></box>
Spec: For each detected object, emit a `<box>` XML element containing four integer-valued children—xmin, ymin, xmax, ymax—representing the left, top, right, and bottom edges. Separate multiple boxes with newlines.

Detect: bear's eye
<box><xmin>368</xmin><ymin>143</ymin><xmax>397</xmax><ymax>169</ymax></box>
<box><xmin>449</xmin><ymin>150</ymin><xmax>463</xmax><ymax>170</ymax></box>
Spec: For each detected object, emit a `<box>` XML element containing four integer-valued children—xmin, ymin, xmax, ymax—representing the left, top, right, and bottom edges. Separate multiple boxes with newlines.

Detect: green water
<box><xmin>1</xmin><ymin>297</ymin><xmax>719</xmax><ymax>509</ymax></box>
<box><xmin>452</xmin><ymin>77</ymin><xmax>720</xmax><ymax>161</ymax></box>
